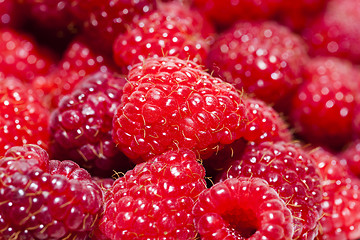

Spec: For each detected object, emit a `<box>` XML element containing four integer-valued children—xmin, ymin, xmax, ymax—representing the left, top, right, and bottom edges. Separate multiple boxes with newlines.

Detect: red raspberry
<box><xmin>303</xmin><ymin>0</ymin><xmax>360</xmax><ymax>63</ymax></box>
<box><xmin>113</xmin><ymin>1</ymin><xmax>213</xmax><ymax>73</ymax></box>
<box><xmin>0</xmin><ymin>29</ymin><xmax>55</xmax><ymax>83</ymax></box>
<box><xmin>0</xmin><ymin>77</ymin><xmax>50</xmax><ymax>157</ymax></box>
<box><xmin>79</xmin><ymin>0</ymin><xmax>157</xmax><ymax>55</ymax></box>
<box><xmin>243</xmin><ymin>97</ymin><xmax>292</xmax><ymax>143</ymax></box>
<box><xmin>33</xmin><ymin>38</ymin><xmax>115</xmax><ymax>108</ymax></box>
<box><xmin>340</xmin><ymin>140</ymin><xmax>360</xmax><ymax>177</ymax></box>
<box><xmin>113</xmin><ymin>56</ymin><xmax>247</xmax><ymax>162</ymax></box>
<box><xmin>290</xmin><ymin>57</ymin><xmax>360</xmax><ymax>150</ymax></box>
<box><xmin>217</xmin><ymin>141</ymin><xmax>323</xmax><ymax>240</ymax></box>
<box><xmin>99</xmin><ymin>148</ymin><xmax>206</xmax><ymax>239</ymax></box>
<box><xmin>310</xmin><ymin>148</ymin><xmax>360</xmax><ymax>240</ymax></box>
<box><xmin>192</xmin><ymin>0</ymin><xmax>281</xmax><ymax>28</ymax></box>
<box><xmin>50</xmin><ymin>71</ymin><xmax>134</xmax><ymax>177</ymax></box>
<box><xmin>0</xmin><ymin>0</ymin><xmax>22</xmax><ymax>27</ymax></box>
<box><xmin>0</xmin><ymin>145</ymin><xmax>104</xmax><ymax>239</ymax></box>
<box><xmin>207</xmin><ymin>21</ymin><xmax>307</xmax><ymax>106</ymax></box>
<box><xmin>192</xmin><ymin>177</ymin><xmax>294</xmax><ymax>239</ymax></box>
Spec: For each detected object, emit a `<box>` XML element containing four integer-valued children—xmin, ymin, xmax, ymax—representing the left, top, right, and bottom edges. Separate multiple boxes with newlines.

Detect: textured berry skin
<box><xmin>0</xmin><ymin>77</ymin><xmax>50</xmax><ymax>157</ymax></box>
<box><xmin>340</xmin><ymin>140</ymin><xmax>360</xmax><ymax>177</ymax></box>
<box><xmin>310</xmin><ymin>148</ymin><xmax>360</xmax><ymax>240</ymax></box>
<box><xmin>0</xmin><ymin>29</ymin><xmax>55</xmax><ymax>83</ymax></box>
<box><xmin>50</xmin><ymin>71</ymin><xmax>134</xmax><ymax>177</ymax></box>
<box><xmin>217</xmin><ymin>141</ymin><xmax>323</xmax><ymax>240</ymax></box>
<box><xmin>113</xmin><ymin>2</ymin><xmax>213</xmax><ymax>73</ymax></box>
<box><xmin>243</xmin><ymin>97</ymin><xmax>291</xmax><ymax>143</ymax></box>
<box><xmin>192</xmin><ymin>0</ymin><xmax>281</xmax><ymax>28</ymax></box>
<box><xmin>303</xmin><ymin>0</ymin><xmax>360</xmax><ymax>63</ymax></box>
<box><xmin>113</xmin><ymin>56</ymin><xmax>247</xmax><ymax>162</ymax></box>
<box><xmin>0</xmin><ymin>145</ymin><xmax>104</xmax><ymax>239</ymax></box>
<box><xmin>207</xmin><ymin>21</ymin><xmax>307</xmax><ymax>105</ymax></box>
<box><xmin>33</xmin><ymin>38</ymin><xmax>115</xmax><ymax>108</ymax></box>
<box><xmin>99</xmin><ymin>148</ymin><xmax>207</xmax><ymax>240</ymax></box>
<box><xmin>80</xmin><ymin>0</ymin><xmax>157</xmax><ymax>55</ymax></box>
<box><xmin>193</xmin><ymin>177</ymin><xmax>294</xmax><ymax>240</ymax></box>
<box><xmin>290</xmin><ymin>57</ymin><xmax>360</xmax><ymax>150</ymax></box>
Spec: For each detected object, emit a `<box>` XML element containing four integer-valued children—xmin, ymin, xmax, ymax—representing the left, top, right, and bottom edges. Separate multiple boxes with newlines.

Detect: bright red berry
<box><xmin>290</xmin><ymin>57</ymin><xmax>360</xmax><ymax>150</ymax></box>
<box><xmin>0</xmin><ymin>145</ymin><xmax>104</xmax><ymax>239</ymax></box>
<box><xmin>0</xmin><ymin>29</ymin><xmax>55</xmax><ymax>83</ymax></box>
<box><xmin>99</xmin><ymin>148</ymin><xmax>206</xmax><ymax>239</ymax></box>
<box><xmin>113</xmin><ymin>1</ymin><xmax>213</xmax><ymax>73</ymax></box>
<box><xmin>193</xmin><ymin>177</ymin><xmax>294</xmax><ymax>239</ymax></box>
<box><xmin>50</xmin><ymin>71</ymin><xmax>134</xmax><ymax>177</ymax></box>
<box><xmin>0</xmin><ymin>0</ymin><xmax>22</xmax><ymax>27</ymax></box>
<box><xmin>310</xmin><ymin>147</ymin><xmax>360</xmax><ymax>240</ymax></box>
<box><xmin>0</xmin><ymin>77</ymin><xmax>50</xmax><ymax>157</ymax></box>
<box><xmin>33</xmin><ymin>38</ymin><xmax>115</xmax><ymax>108</ymax></box>
<box><xmin>303</xmin><ymin>0</ymin><xmax>360</xmax><ymax>63</ymax></box>
<box><xmin>207</xmin><ymin>21</ymin><xmax>307</xmax><ymax>106</ymax></box>
<box><xmin>340</xmin><ymin>140</ymin><xmax>360</xmax><ymax>178</ymax></box>
<box><xmin>113</xmin><ymin>56</ymin><xmax>247</xmax><ymax>162</ymax></box>
<box><xmin>217</xmin><ymin>141</ymin><xmax>323</xmax><ymax>240</ymax></box>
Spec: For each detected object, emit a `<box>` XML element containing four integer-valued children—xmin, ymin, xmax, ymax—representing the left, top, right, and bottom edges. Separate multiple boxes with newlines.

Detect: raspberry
<box><xmin>113</xmin><ymin>56</ymin><xmax>247</xmax><ymax>162</ymax></box>
<box><xmin>217</xmin><ymin>141</ymin><xmax>323</xmax><ymax>240</ymax></box>
<box><xmin>192</xmin><ymin>0</ymin><xmax>281</xmax><ymax>28</ymax></box>
<box><xmin>310</xmin><ymin>148</ymin><xmax>360</xmax><ymax>240</ymax></box>
<box><xmin>340</xmin><ymin>140</ymin><xmax>360</xmax><ymax>177</ymax></box>
<box><xmin>80</xmin><ymin>0</ymin><xmax>157</xmax><ymax>55</ymax></box>
<box><xmin>113</xmin><ymin>1</ymin><xmax>213</xmax><ymax>73</ymax></box>
<box><xmin>290</xmin><ymin>57</ymin><xmax>360</xmax><ymax>150</ymax></box>
<box><xmin>0</xmin><ymin>77</ymin><xmax>50</xmax><ymax>157</ymax></box>
<box><xmin>207</xmin><ymin>21</ymin><xmax>307</xmax><ymax>106</ymax></box>
<box><xmin>0</xmin><ymin>0</ymin><xmax>22</xmax><ymax>27</ymax></box>
<box><xmin>99</xmin><ymin>148</ymin><xmax>206</xmax><ymax>239</ymax></box>
<box><xmin>243</xmin><ymin>97</ymin><xmax>292</xmax><ymax>143</ymax></box>
<box><xmin>0</xmin><ymin>29</ymin><xmax>55</xmax><ymax>83</ymax></box>
<box><xmin>50</xmin><ymin>71</ymin><xmax>134</xmax><ymax>177</ymax></box>
<box><xmin>33</xmin><ymin>38</ymin><xmax>115</xmax><ymax>108</ymax></box>
<box><xmin>303</xmin><ymin>0</ymin><xmax>360</xmax><ymax>63</ymax></box>
<box><xmin>192</xmin><ymin>177</ymin><xmax>294</xmax><ymax>239</ymax></box>
<box><xmin>0</xmin><ymin>145</ymin><xmax>104</xmax><ymax>239</ymax></box>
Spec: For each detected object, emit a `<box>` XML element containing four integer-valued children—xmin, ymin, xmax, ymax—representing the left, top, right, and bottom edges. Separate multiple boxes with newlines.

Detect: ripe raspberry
<box><xmin>310</xmin><ymin>148</ymin><xmax>360</xmax><ymax>240</ymax></box>
<box><xmin>50</xmin><ymin>71</ymin><xmax>134</xmax><ymax>177</ymax></box>
<box><xmin>80</xmin><ymin>0</ymin><xmax>157</xmax><ymax>55</ymax></box>
<box><xmin>33</xmin><ymin>38</ymin><xmax>115</xmax><ymax>108</ymax></box>
<box><xmin>192</xmin><ymin>177</ymin><xmax>294</xmax><ymax>239</ymax></box>
<box><xmin>217</xmin><ymin>141</ymin><xmax>323</xmax><ymax>240</ymax></box>
<box><xmin>0</xmin><ymin>145</ymin><xmax>104</xmax><ymax>239</ymax></box>
<box><xmin>290</xmin><ymin>57</ymin><xmax>360</xmax><ymax>150</ymax></box>
<box><xmin>0</xmin><ymin>0</ymin><xmax>22</xmax><ymax>27</ymax></box>
<box><xmin>340</xmin><ymin>140</ymin><xmax>360</xmax><ymax>177</ymax></box>
<box><xmin>113</xmin><ymin>56</ymin><xmax>247</xmax><ymax>162</ymax></box>
<box><xmin>0</xmin><ymin>29</ymin><xmax>55</xmax><ymax>83</ymax></box>
<box><xmin>207</xmin><ymin>21</ymin><xmax>307</xmax><ymax>106</ymax></box>
<box><xmin>99</xmin><ymin>148</ymin><xmax>206</xmax><ymax>239</ymax></box>
<box><xmin>192</xmin><ymin>0</ymin><xmax>281</xmax><ymax>28</ymax></box>
<box><xmin>113</xmin><ymin>1</ymin><xmax>213</xmax><ymax>73</ymax></box>
<box><xmin>0</xmin><ymin>77</ymin><xmax>50</xmax><ymax>157</ymax></box>
<box><xmin>243</xmin><ymin>97</ymin><xmax>292</xmax><ymax>143</ymax></box>
<box><xmin>303</xmin><ymin>0</ymin><xmax>360</xmax><ymax>63</ymax></box>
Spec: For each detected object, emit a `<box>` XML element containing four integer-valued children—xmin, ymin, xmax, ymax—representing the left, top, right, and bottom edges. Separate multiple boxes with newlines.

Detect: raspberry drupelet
<box><xmin>217</xmin><ymin>141</ymin><xmax>323</xmax><ymax>240</ymax></box>
<box><xmin>112</xmin><ymin>56</ymin><xmax>248</xmax><ymax>162</ymax></box>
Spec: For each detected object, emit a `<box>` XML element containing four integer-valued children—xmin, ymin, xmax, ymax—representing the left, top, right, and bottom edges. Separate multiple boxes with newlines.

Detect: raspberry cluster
<box><xmin>2</xmin><ymin>0</ymin><xmax>360</xmax><ymax>239</ymax></box>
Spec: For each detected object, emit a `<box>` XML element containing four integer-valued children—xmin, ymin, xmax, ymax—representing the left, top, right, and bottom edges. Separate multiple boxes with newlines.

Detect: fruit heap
<box><xmin>2</xmin><ymin>0</ymin><xmax>360</xmax><ymax>239</ymax></box>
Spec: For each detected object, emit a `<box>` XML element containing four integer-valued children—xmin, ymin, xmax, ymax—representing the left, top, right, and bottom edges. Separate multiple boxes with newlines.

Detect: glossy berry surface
<box><xmin>193</xmin><ymin>177</ymin><xmax>294</xmax><ymax>239</ymax></box>
<box><xmin>207</xmin><ymin>21</ymin><xmax>307</xmax><ymax>105</ymax></box>
<box><xmin>113</xmin><ymin>2</ymin><xmax>212</xmax><ymax>73</ymax></box>
<box><xmin>290</xmin><ymin>57</ymin><xmax>360</xmax><ymax>150</ymax></box>
<box><xmin>113</xmin><ymin>56</ymin><xmax>247</xmax><ymax>162</ymax></box>
<box><xmin>217</xmin><ymin>141</ymin><xmax>323</xmax><ymax>240</ymax></box>
<box><xmin>0</xmin><ymin>146</ymin><xmax>104</xmax><ymax>239</ymax></box>
<box><xmin>0</xmin><ymin>77</ymin><xmax>50</xmax><ymax>157</ymax></box>
<box><xmin>340</xmin><ymin>140</ymin><xmax>360</xmax><ymax>177</ymax></box>
<box><xmin>50</xmin><ymin>71</ymin><xmax>133</xmax><ymax>177</ymax></box>
<box><xmin>99</xmin><ymin>148</ymin><xmax>206</xmax><ymax>240</ymax></box>
<box><xmin>311</xmin><ymin>148</ymin><xmax>360</xmax><ymax>240</ymax></box>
